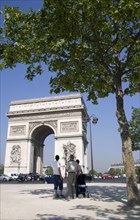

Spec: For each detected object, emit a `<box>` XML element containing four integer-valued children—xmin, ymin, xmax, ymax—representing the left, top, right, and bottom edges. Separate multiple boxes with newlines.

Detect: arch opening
<box><xmin>31</xmin><ymin>125</ymin><xmax>54</xmax><ymax>174</ymax></box>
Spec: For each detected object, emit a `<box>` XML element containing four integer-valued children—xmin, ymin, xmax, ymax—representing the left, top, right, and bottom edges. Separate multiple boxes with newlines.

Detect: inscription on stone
<box><xmin>60</xmin><ymin>121</ymin><xmax>79</xmax><ymax>132</ymax></box>
<box><xmin>9</xmin><ymin>112</ymin><xmax>81</xmax><ymax>122</ymax></box>
<box><xmin>10</xmin><ymin>97</ymin><xmax>81</xmax><ymax>112</ymax></box>
<box><xmin>10</xmin><ymin>125</ymin><xmax>26</xmax><ymax>135</ymax></box>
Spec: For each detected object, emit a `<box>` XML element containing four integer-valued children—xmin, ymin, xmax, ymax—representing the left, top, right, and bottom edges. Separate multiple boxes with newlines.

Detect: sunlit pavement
<box><xmin>1</xmin><ymin>182</ymin><xmax>140</xmax><ymax>220</ymax></box>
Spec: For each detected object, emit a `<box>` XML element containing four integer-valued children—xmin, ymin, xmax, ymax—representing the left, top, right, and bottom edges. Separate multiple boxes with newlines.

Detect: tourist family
<box><xmin>52</xmin><ymin>154</ymin><xmax>82</xmax><ymax>200</ymax></box>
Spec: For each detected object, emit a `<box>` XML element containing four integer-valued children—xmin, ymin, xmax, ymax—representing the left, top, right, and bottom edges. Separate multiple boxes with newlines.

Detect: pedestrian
<box><xmin>65</xmin><ymin>154</ymin><xmax>79</xmax><ymax>200</ymax></box>
<box><xmin>53</xmin><ymin>155</ymin><xmax>64</xmax><ymax>198</ymax></box>
<box><xmin>76</xmin><ymin>159</ymin><xmax>83</xmax><ymax>175</ymax></box>
<box><xmin>76</xmin><ymin>159</ymin><xmax>83</xmax><ymax>197</ymax></box>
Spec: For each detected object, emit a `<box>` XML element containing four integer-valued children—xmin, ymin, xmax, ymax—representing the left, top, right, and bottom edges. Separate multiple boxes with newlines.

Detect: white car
<box><xmin>0</xmin><ymin>174</ymin><xmax>12</xmax><ymax>181</ymax></box>
<box><xmin>10</xmin><ymin>173</ymin><xmax>19</xmax><ymax>180</ymax></box>
<box><xmin>7</xmin><ymin>173</ymin><xmax>18</xmax><ymax>180</ymax></box>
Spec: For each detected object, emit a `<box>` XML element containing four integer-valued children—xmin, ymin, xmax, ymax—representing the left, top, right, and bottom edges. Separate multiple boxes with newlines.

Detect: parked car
<box><xmin>7</xmin><ymin>173</ymin><xmax>18</xmax><ymax>180</ymax></box>
<box><xmin>101</xmin><ymin>173</ymin><xmax>114</xmax><ymax>179</ymax></box>
<box><xmin>27</xmin><ymin>173</ymin><xmax>41</xmax><ymax>181</ymax></box>
<box><xmin>17</xmin><ymin>174</ymin><xmax>28</xmax><ymax>182</ymax></box>
<box><xmin>114</xmin><ymin>175</ymin><xmax>119</xmax><ymax>178</ymax></box>
<box><xmin>39</xmin><ymin>175</ymin><xmax>46</xmax><ymax>182</ymax></box>
<box><xmin>0</xmin><ymin>174</ymin><xmax>12</xmax><ymax>181</ymax></box>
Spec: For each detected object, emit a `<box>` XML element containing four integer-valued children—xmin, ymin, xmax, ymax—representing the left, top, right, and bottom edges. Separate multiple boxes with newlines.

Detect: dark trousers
<box><xmin>53</xmin><ymin>175</ymin><xmax>63</xmax><ymax>190</ymax></box>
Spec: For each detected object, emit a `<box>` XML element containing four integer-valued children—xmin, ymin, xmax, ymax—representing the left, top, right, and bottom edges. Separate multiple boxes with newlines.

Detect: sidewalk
<box><xmin>1</xmin><ymin>182</ymin><xmax>140</xmax><ymax>220</ymax></box>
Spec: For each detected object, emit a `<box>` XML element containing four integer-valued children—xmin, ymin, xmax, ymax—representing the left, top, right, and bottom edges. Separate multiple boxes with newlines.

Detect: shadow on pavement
<box><xmin>19</xmin><ymin>185</ymin><xmax>140</xmax><ymax>220</ymax></box>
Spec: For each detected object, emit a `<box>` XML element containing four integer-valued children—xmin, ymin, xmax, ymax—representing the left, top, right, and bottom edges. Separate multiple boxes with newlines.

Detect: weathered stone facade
<box><xmin>4</xmin><ymin>94</ymin><xmax>89</xmax><ymax>176</ymax></box>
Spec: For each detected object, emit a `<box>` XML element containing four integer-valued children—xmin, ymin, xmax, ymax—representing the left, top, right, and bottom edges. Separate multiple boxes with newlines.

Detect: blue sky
<box><xmin>0</xmin><ymin>0</ymin><xmax>140</xmax><ymax>173</ymax></box>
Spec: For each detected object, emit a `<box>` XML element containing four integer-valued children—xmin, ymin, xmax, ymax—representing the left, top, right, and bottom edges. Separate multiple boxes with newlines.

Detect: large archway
<box><xmin>4</xmin><ymin>94</ymin><xmax>89</xmax><ymax>176</ymax></box>
<box><xmin>30</xmin><ymin>124</ymin><xmax>55</xmax><ymax>173</ymax></box>
<box><xmin>43</xmin><ymin>134</ymin><xmax>55</xmax><ymax>167</ymax></box>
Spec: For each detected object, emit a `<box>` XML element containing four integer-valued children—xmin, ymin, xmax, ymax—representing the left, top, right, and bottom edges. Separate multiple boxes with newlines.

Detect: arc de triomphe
<box><xmin>4</xmin><ymin>94</ymin><xmax>89</xmax><ymax>176</ymax></box>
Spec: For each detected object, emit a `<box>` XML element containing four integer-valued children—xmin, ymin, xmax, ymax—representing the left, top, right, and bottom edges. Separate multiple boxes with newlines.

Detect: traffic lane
<box><xmin>93</xmin><ymin>177</ymin><xmax>126</xmax><ymax>183</ymax></box>
<box><xmin>0</xmin><ymin>177</ymin><xmax>127</xmax><ymax>184</ymax></box>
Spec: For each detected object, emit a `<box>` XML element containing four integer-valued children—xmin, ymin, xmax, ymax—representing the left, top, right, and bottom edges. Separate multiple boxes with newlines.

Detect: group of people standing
<box><xmin>52</xmin><ymin>154</ymin><xmax>82</xmax><ymax>200</ymax></box>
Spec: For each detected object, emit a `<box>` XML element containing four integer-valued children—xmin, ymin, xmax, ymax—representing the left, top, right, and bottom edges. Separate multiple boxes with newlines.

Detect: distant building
<box><xmin>108</xmin><ymin>159</ymin><xmax>140</xmax><ymax>172</ymax></box>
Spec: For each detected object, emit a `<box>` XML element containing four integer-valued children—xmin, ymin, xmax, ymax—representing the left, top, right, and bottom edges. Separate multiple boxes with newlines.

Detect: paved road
<box><xmin>0</xmin><ymin>177</ymin><xmax>127</xmax><ymax>184</ymax></box>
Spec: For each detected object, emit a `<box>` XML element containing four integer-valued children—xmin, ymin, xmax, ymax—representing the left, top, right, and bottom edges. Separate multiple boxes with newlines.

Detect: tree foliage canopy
<box><xmin>0</xmin><ymin>0</ymin><xmax>140</xmax><ymax>103</ymax></box>
<box><xmin>108</xmin><ymin>168</ymin><xmax>122</xmax><ymax>176</ymax></box>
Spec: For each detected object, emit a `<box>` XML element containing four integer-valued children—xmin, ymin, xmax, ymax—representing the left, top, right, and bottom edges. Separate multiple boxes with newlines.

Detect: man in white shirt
<box><xmin>53</xmin><ymin>155</ymin><xmax>64</xmax><ymax>198</ymax></box>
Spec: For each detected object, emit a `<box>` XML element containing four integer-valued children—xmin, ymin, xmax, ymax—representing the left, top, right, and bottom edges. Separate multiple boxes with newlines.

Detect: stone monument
<box><xmin>4</xmin><ymin>94</ymin><xmax>89</xmax><ymax>176</ymax></box>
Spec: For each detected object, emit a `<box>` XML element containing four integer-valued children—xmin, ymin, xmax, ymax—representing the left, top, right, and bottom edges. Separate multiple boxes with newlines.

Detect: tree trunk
<box><xmin>115</xmin><ymin>85</ymin><xmax>139</xmax><ymax>206</ymax></box>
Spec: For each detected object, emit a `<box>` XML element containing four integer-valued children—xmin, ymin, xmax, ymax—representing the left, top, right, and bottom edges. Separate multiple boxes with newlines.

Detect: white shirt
<box><xmin>53</xmin><ymin>160</ymin><xmax>61</xmax><ymax>175</ymax></box>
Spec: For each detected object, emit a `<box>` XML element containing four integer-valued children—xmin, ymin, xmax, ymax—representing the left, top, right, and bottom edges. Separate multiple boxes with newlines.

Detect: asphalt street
<box><xmin>0</xmin><ymin>177</ymin><xmax>127</xmax><ymax>185</ymax></box>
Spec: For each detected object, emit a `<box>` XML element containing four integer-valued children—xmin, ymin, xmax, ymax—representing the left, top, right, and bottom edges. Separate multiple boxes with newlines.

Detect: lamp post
<box><xmin>89</xmin><ymin>115</ymin><xmax>98</xmax><ymax>181</ymax></box>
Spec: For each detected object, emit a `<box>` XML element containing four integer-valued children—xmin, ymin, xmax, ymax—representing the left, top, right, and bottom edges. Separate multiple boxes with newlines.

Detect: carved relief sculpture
<box><xmin>29</xmin><ymin>121</ymin><xmax>57</xmax><ymax>133</ymax></box>
<box><xmin>29</xmin><ymin>122</ymin><xmax>40</xmax><ymax>132</ymax></box>
<box><xmin>46</xmin><ymin>121</ymin><xmax>57</xmax><ymax>130</ymax></box>
<box><xmin>63</xmin><ymin>141</ymin><xmax>76</xmax><ymax>164</ymax></box>
<box><xmin>62</xmin><ymin>142</ymin><xmax>77</xmax><ymax>176</ymax></box>
<box><xmin>10</xmin><ymin>125</ymin><xmax>26</xmax><ymax>136</ymax></box>
<box><xmin>10</xmin><ymin>145</ymin><xmax>21</xmax><ymax>165</ymax></box>
<box><xmin>60</xmin><ymin>121</ymin><xmax>79</xmax><ymax>133</ymax></box>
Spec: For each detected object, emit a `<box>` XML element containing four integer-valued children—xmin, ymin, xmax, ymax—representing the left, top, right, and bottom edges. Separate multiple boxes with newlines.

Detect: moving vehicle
<box><xmin>101</xmin><ymin>173</ymin><xmax>114</xmax><ymax>179</ymax></box>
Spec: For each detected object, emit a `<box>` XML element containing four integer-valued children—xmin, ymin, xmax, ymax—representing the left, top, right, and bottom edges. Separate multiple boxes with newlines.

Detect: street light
<box><xmin>89</xmin><ymin>115</ymin><xmax>98</xmax><ymax>181</ymax></box>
